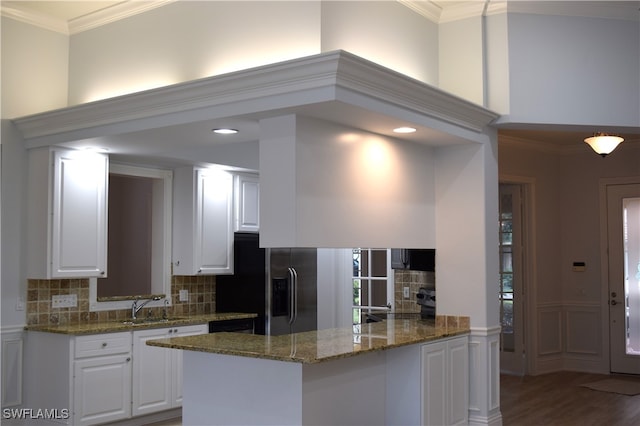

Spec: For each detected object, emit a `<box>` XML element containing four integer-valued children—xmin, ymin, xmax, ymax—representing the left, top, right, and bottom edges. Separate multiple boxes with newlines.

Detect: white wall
<box><xmin>321</xmin><ymin>1</ymin><xmax>439</xmax><ymax>85</ymax></box>
<box><xmin>505</xmin><ymin>12</ymin><xmax>640</xmax><ymax>127</ymax></box>
<box><xmin>68</xmin><ymin>1</ymin><xmax>322</xmax><ymax>105</ymax></box>
<box><xmin>1</xmin><ymin>17</ymin><xmax>69</xmax><ymax>118</ymax></box>
<box><xmin>439</xmin><ymin>17</ymin><xmax>485</xmax><ymax>106</ymax></box>
<box><xmin>259</xmin><ymin>115</ymin><xmax>437</xmax><ymax>249</ymax></box>
<box><xmin>435</xmin><ymin>136</ymin><xmax>500</xmax><ymax>328</ymax></box>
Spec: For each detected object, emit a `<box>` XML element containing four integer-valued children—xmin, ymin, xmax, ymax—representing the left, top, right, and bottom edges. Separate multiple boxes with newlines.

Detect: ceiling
<box><xmin>4</xmin><ymin>0</ymin><xmax>639</xmax><ymax>155</ymax></box>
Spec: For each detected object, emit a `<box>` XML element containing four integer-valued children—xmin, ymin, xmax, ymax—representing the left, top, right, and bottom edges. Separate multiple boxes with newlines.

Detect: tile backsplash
<box><xmin>393</xmin><ymin>270</ymin><xmax>435</xmax><ymax>313</ymax></box>
<box><xmin>26</xmin><ymin>275</ymin><xmax>216</xmax><ymax>326</ymax></box>
<box><xmin>27</xmin><ymin>270</ymin><xmax>435</xmax><ymax>325</ymax></box>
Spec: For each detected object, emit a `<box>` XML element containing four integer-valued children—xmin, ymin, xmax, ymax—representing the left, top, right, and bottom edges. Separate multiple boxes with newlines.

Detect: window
<box><xmin>89</xmin><ymin>164</ymin><xmax>172</xmax><ymax>311</ymax></box>
<box><xmin>351</xmin><ymin>248</ymin><xmax>392</xmax><ymax>326</ymax></box>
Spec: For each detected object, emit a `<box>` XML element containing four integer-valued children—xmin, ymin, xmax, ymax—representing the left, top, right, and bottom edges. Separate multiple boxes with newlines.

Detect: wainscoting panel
<box><xmin>537</xmin><ymin>306</ymin><xmax>562</xmax><ymax>356</ymax></box>
<box><xmin>565</xmin><ymin>304</ymin><xmax>601</xmax><ymax>356</ymax></box>
<box><xmin>1</xmin><ymin>328</ymin><xmax>24</xmax><ymax>407</ymax></box>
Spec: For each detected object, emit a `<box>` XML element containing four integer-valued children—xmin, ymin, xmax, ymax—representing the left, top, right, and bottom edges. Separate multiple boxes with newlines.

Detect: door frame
<box><xmin>499</xmin><ymin>175</ymin><xmax>537</xmax><ymax>375</ymax></box>
<box><xmin>599</xmin><ymin>176</ymin><xmax>640</xmax><ymax>373</ymax></box>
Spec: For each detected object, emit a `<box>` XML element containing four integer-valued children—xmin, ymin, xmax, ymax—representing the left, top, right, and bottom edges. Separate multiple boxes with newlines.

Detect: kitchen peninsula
<box><xmin>148</xmin><ymin>315</ymin><xmax>470</xmax><ymax>425</ymax></box>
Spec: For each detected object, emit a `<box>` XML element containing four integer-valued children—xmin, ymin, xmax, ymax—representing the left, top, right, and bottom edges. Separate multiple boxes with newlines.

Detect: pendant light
<box><xmin>584</xmin><ymin>133</ymin><xmax>624</xmax><ymax>157</ymax></box>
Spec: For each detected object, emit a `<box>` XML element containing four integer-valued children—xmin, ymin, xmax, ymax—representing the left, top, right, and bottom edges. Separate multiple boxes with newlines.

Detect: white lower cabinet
<box><xmin>26</xmin><ymin>325</ymin><xmax>207</xmax><ymax>426</ymax></box>
<box><xmin>132</xmin><ymin>324</ymin><xmax>207</xmax><ymax>416</ymax></box>
<box><xmin>421</xmin><ymin>336</ymin><xmax>469</xmax><ymax>426</ymax></box>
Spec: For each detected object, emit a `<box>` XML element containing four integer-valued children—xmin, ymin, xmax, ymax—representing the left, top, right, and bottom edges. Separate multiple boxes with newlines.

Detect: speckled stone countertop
<box><xmin>147</xmin><ymin>315</ymin><xmax>470</xmax><ymax>364</ymax></box>
<box><xmin>25</xmin><ymin>313</ymin><xmax>257</xmax><ymax>335</ymax></box>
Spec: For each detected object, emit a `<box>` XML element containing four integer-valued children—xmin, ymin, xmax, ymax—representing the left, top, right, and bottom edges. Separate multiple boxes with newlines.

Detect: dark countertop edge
<box><xmin>147</xmin><ymin>328</ymin><xmax>470</xmax><ymax>365</ymax></box>
<box><xmin>24</xmin><ymin>313</ymin><xmax>258</xmax><ymax>335</ymax></box>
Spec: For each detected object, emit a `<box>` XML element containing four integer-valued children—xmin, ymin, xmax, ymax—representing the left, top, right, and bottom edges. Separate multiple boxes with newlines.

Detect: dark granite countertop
<box><xmin>25</xmin><ymin>312</ymin><xmax>257</xmax><ymax>335</ymax></box>
<box><xmin>147</xmin><ymin>314</ymin><xmax>469</xmax><ymax>364</ymax></box>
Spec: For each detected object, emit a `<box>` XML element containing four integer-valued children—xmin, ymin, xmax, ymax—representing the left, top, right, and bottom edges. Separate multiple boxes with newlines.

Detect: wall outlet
<box><xmin>403</xmin><ymin>287</ymin><xmax>410</xmax><ymax>299</ymax></box>
<box><xmin>179</xmin><ymin>289</ymin><xmax>189</xmax><ymax>302</ymax></box>
<box><xmin>52</xmin><ymin>294</ymin><xmax>77</xmax><ymax>308</ymax></box>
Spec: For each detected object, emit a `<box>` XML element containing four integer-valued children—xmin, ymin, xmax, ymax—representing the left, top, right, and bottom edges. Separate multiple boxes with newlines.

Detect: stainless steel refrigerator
<box><xmin>266</xmin><ymin>247</ymin><xmax>317</xmax><ymax>335</ymax></box>
<box><xmin>215</xmin><ymin>233</ymin><xmax>318</xmax><ymax>336</ymax></box>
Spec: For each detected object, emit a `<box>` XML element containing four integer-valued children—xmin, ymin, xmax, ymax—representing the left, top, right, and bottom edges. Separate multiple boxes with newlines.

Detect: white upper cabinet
<box><xmin>173</xmin><ymin>166</ymin><xmax>234</xmax><ymax>275</ymax></box>
<box><xmin>234</xmin><ymin>173</ymin><xmax>259</xmax><ymax>233</ymax></box>
<box><xmin>27</xmin><ymin>147</ymin><xmax>108</xmax><ymax>278</ymax></box>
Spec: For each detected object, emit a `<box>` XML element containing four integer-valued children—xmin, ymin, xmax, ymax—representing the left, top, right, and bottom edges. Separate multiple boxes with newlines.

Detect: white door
<box><xmin>607</xmin><ymin>183</ymin><xmax>640</xmax><ymax>374</ymax></box>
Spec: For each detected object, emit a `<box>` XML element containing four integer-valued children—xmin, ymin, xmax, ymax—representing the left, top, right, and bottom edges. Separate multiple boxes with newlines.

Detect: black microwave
<box><xmin>391</xmin><ymin>249</ymin><xmax>435</xmax><ymax>271</ymax></box>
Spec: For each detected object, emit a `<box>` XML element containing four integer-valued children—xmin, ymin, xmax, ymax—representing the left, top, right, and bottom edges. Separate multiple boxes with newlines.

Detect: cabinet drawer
<box><xmin>75</xmin><ymin>332</ymin><xmax>131</xmax><ymax>358</ymax></box>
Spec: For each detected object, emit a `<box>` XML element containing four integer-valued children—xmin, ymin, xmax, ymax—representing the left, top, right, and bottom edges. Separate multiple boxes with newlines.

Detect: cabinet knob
<box><xmin>100</xmin><ymin>271</ymin><xmax>105</xmax><ymax>275</ymax></box>
<box><xmin>126</xmin><ymin>357</ymin><xmax>131</xmax><ymax>362</ymax></box>
<box><xmin>102</xmin><ymin>342</ymin><xmax>107</xmax><ymax>347</ymax></box>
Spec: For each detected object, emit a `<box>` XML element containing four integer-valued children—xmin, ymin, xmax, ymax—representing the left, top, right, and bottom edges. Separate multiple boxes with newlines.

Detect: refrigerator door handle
<box><xmin>287</xmin><ymin>267</ymin><xmax>295</xmax><ymax>325</ymax></box>
<box><xmin>288</xmin><ymin>267</ymin><xmax>298</xmax><ymax>326</ymax></box>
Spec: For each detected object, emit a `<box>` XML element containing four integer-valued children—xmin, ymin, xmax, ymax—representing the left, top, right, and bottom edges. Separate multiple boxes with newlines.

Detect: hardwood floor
<box><xmin>501</xmin><ymin>372</ymin><xmax>640</xmax><ymax>426</ymax></box>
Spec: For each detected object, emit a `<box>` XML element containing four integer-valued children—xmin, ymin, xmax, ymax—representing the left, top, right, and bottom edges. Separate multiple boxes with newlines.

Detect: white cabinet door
<box><xmin>28</xmin><ymin>148</ymin><xmax>108</xmax><ymax>278</ymax></box>
<box><xmin>447</xmin><ymin>337</ymin><xmax>469</xmax><ymax>425</ymax></box>
<box><xmin>421</xmin><ymin>336</ymin><xmax>469</xmax><ymax>426</ymax></box>
<box><xmin>73</xmin><ymin>354</ymin><xmax>131</xmax><ymax>426</ymax></box>
<box><xmin>234</xmin><ymin>173</ymin><xmax>260</xmax><ymax>232</ymax></box>
<box><xmin>421</xmin><ymin>340</ymin><xmax>447</xmax><ymax>426</ymax></box>
<box><xmin>133</xmin><ymin>324</ymin><xmax>208</xmax><ymax>415</ymax></box>
<box><xmin>132</xmin><ymin>328</ymin><xmax>173</xmax><ymax>416</ymax></box>
<box><xmin>171</xmin><ymin>324</ymin><xmax>208</xmax><ymax>406</ymax></box>
<box><xmin>173</xmin><ymin>167</ymin><xmax>233</xmax><ymax>275</ymax></box>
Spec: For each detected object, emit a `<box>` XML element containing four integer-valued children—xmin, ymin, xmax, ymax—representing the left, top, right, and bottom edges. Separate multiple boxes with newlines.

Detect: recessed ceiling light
<box><xmin>212</xmin><ymin>128</ymin><xmax>239</xmax><ymax>135</ymax></box>
<box><xmin>393</xmin><ymin>127</ymin><xmax>416</xmax><ymax>134</ymax></box>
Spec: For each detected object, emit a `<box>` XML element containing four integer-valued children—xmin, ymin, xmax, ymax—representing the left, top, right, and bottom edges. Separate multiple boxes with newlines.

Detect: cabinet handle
<box><xmin>102</xmin><ymin>342</ymin><xmax>107</xmax><ymax>347</ymax></box>
<box><xmin>169</xmin><ymin>329</ymin><xmax>173</xmax><ymax>334</ymax></box>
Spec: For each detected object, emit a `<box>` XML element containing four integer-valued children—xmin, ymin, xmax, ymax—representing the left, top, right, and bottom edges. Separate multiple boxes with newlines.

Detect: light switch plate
<box><xmin>403</xmin><ymin>287</ymin><xmax>410</xmax><ymax>299</ymax></box>
<box><xmin>179</xmin><ymin>289</ymin><xmax>189</xmax><ymax>302</ymax></box>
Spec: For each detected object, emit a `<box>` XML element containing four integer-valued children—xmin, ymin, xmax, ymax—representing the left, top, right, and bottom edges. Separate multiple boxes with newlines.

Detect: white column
<box><xmin>468</xmin><ymin>327</ymin><xmax>502</xmax><ymax>425</ymax></box>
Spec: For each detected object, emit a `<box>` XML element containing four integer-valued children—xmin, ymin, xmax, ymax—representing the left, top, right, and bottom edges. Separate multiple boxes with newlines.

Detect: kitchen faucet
<box><xmin>131</xmin><ymin>296</ymin><xmax>162</xmax><ymax>320</ymax></box>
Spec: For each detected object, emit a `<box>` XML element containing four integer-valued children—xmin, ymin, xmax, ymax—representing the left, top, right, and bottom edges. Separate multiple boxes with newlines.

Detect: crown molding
<box><xmin>69</xmin><ymin>0</ymin><xmax>176</xmax><ymax>35</ymax></box>
<box><xmin>1</xmin><ymin>5</ymin><xmax>68</xmax><ymax>34</ymax></box>
<box><xmin>399</xmin><ymin>1</ymin><xmax>639</xmax><ymax>23</ymax></box>
<box><xmin>397</xmin><ymin>0</ymin><xmax>443</xmax><ymax>23</ymax></box>
<box><xmin>1</xmin><ymin>0</ymin><xmax>175</xmax><ymax>35</ymax></box>
<box><xmin>506</xmin><ymin>1</ymin><xmax>640</xmax><ymax>22</ymax></box>
<box><xmin>14</xmin><ymin>50</ymin><xmax>498</xmax><ymax>147</ymax></box>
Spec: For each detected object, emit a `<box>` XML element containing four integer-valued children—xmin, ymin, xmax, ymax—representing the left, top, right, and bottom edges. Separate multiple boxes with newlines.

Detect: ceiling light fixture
<box><xmin>584</xmin><ymin>133</ymin><xmax>624</xmax><ymax>157</ymax></box>
<box><xmin>393</xmin><ymin>126</ymin><xmax>416</xmax><ymax>134</ymax></box>
<box><xmin>212</xmin><ymin>128</ymin><xmax>238</xmax><ymax>135</ymax></box>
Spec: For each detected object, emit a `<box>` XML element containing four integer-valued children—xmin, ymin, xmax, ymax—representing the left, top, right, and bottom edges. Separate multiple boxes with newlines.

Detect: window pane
<box><xmin>371</xmin><ymin>250</ymin><xmax>387</xmax><ymax>277</ymax></box>
<box><xmin>371</xmin><ymin>280</ymin><xmax>387</xmax><ymax>306</ymax></box>
<box><xmin>353</xmin><ymin>249</ymin><xmax>362</xmax><ymax>277</ymax></box>
<box><xmin>361</xmin><ymin>279</ymin><xmax>369</xmax><ymax>306</ymax></box>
